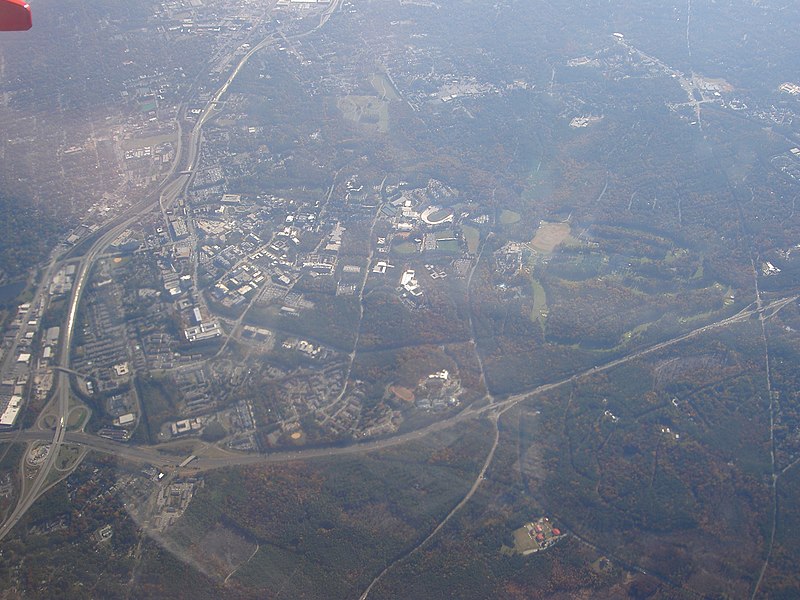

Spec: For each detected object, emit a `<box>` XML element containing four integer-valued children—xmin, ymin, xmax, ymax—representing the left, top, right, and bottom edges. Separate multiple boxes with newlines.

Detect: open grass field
<box><xmin>461</xmin><ymin>225</ymin><xmax>480</xmax><ymax>254</ymax></box>
<box><xmin>499</xmin><ymin>209</ymin><xmax>520</xmax><ymax>225</ymax></box>
<box><xmin>120</xmin><ymin>132</ymin><xmax>177</xmax><ymax>151</ymax></box>
<box><xmin>531</xmin><ymin>221</ymin><xmax>571</xmax><ymax>253</ymax></box>
<box><xmin>54</xmin><ymin>444</ymin><xmax>82</xmax><ymax>471</ymax></box>
<box><xmin>394</xmin><ymin>241</ymin><xmax>417</xmax><ymax>255</ymax></box>
<box><xmin>338</xmin><ymin>95</ymin><xmax>389</xmax><ymax>133</ymax></box>
<box><xmin>530</xmin><ymin>278</ymin><xmax>548</xmax><ymax>324</ymax></box>
<box><xmin>67</xmin><ymin>406</ymin><xmax>89</xmax><ymax>430</ymax></box>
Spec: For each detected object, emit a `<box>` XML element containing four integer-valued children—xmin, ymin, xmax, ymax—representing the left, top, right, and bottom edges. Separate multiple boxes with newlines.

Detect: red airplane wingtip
<box><xmin>0</xmin><ymin>0</ymin><xmax>32</xmax><ymax>31</ymax></box>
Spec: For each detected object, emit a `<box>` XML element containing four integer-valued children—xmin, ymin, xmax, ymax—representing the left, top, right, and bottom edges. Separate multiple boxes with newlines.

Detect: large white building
<box><xmin>0</xmin><ymin>396</ymin><xmax>22</xmax><ymax>428</ymax></box>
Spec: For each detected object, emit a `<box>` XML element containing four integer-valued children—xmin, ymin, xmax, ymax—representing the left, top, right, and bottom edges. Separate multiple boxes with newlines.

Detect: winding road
<box><xmin>1</xmin><ymin>10</ymin><xmax>796</xmax><ymax>598</ymax></box>
<box><xmin>0</xmin><ymin>0</ymin><xmax>343</xmax><ymax>542</ymax></box>
<box><xmin>0</xmin><ymin>293</ymin><xmax>793</xmax><ymax>475</ymax></box>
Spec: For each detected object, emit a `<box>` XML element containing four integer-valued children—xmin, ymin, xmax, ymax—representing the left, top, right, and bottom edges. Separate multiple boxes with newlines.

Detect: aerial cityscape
<box><xmin>1</xmin><ymin>0</ymin><xmax>800</xmax><ymax>597</ymax></box>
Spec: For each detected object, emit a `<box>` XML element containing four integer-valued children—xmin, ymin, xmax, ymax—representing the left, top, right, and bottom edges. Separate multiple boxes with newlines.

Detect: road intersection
<box><xmin>0</xmin><ymin>292</ymin><xmax>792</xmax><ymax>476</ymax></box>
<box><xmin>0</xmin><ymin>0</ymin><xmax>344</xmax><ymax>541</ymax></box>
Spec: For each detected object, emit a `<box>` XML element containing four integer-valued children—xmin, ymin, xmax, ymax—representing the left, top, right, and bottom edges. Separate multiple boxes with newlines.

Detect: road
<box><xmin>0</xmin><ymin>257</ymin><xmax>57</xmax><ymax>380</ymax></box>
<box><xmin>51</xmin><ymin>366</ymin><xmax>89</xmax><ymax>379</ymax></box>
<box><xmin>330</xmin><ymin>202</ymin><xmax>382</xmax><ymax>408</ymax></box>
<box><xmin>750</xmin><ymin>258</ymin><xmax>777</xmax><ymax>600</ymax></box>
<box><xmin>0</xmin><ymin>285</ymin><xmax>782</xmax><ymax>588</ymax></box>
<box><xmin>0</xmin><ymin>286</ymin><xmax>770</xmax><ymax>588</ymax></box>
<box><xmin>357</xmin><ymin>295</ymin><xmax>799</xmax><ymax>598</ymax></box>
<box><xmin>0</xmin><ymin>0</ymin><xmax>790</xmax><ymax>559</ymax></box>
<box><xmin>0</xmin><ymin>188</ymin><xmax>191</xmax><ymax>539</ymax></box>
<box><xmin>359</xmin><ymin>413</ymin><xmax>502</xmax><ymax>600</ymax></box>
<box><xmin>0</xmin><ymin>0</ymin><xmax>350</xmax><ymax>542</ymax></box>
<box><xmin>465</xmin><ymin>234</ymin><xmax>492</xmax><ymax>398</ymax></box>
<box><xmin>0</xmin><ymin>293</ymin><xmax>793</xmax><ymax>476</ymax></box>
<box><xmin>0</xmin><ymin>211</ymin><xmax>114</xmax><ymax>540</ymax></box>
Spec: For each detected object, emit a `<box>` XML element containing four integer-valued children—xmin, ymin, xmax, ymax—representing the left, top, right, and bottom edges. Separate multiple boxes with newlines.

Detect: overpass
<box><xmin>0</xmin><ymin>292</ymin><xmax>792</xmax><ymax>476</ymax></box>
<box><xmin>0</xmin><ymin>0</ymin><xmax>346</xmax><ymax>542</ymax></box>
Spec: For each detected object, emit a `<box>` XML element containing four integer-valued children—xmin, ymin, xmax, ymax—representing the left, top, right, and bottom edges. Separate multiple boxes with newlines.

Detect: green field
<box><xmin>437</xmin><ymin>239</ymin><xmax>460</xmax><ymax>253</ymax></box>
<box><xmin>462</xmin><ymin>225</ymin><xmax>480</xmax><ymax>254</ymax></box>
<box><xmin>499</xmin><ymin>209</ymin><xmax>521</xmax><ymax>225</ymax></box>
<box><xmin>338</xmin><ymin>95</ymin><xmax>390</xmax><ymax>133</ymax></box>
<box><xmin>139</xmin><ymin>101</ymin><xmax>157</xmax><ymax>113</ymax></box>
<box><xmin>121</xmin><ymin>132</ymin><xmax>177</xmax><ymax>151</ymax></box>
<box><xmin>394</xmin><ymin>241</ymin><xmax>418</xmax><ymax>255</ymax></box>
<box><xmin>67</xmin><ymin>406</ymin><xmax>89</xmax><ymax>430</ymax></box>
<box><xmin>531</xmin><ymin>221</ymin><xmax>571</xmax><ymax>253</ymax></box>
<box><xmin>54</xmin><ymin>444</ymin><xmax>82</xmax><ymax>471</ymax></box>
<box><xmin>530</xmin><ymin>278</ymin><xmax>548</xmax><ymax>324</ymax></box>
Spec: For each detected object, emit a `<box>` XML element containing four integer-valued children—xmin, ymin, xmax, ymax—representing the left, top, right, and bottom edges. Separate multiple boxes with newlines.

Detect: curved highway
<box><xmin>0</xmin><ymin>0</ymin><xmax>342</xmax><ymax>541</ymax></box>
<box><xmin>0</xmin><ymin>0</ymin><xmax>786</xmax><ymax>544</ymax></box>
<box><xmin>0</xmin><ymin>293</ymin><xmax>792</xmax><ymax>477</ymax></box>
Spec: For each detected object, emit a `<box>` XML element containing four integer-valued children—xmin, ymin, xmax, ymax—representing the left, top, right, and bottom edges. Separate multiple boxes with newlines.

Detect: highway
<box><xmin>359</xmin><ymin>412</ymin><xmax>502</xmax><ymax>600</ymax></box>
<box><xmin>0</xmin><ymin>289</ymin><xmax>787</xmax><ymax>590</ymax></box>
<box><xmin>0</xmin><ymin>0</ymin><xmax>347</xmax><ymax>542</ymax></box>
<box><xmin>0</xmin><ymin>0</ymin><xmax>786</xmax><ymax>545</ymax></box>
<box><xmin>0</xmin><ymin>293</ymin><xmax>793</xmax><ymax>476</ymax></box>
<box><xmin>0</xmin><ymin>216</ymin><xmax>107</xmax><ymax>539</ymax></box>
<box><xmin>0</xmin><ymin>259</ymin><xmax>55</xmax><ymax>379</ymax></box>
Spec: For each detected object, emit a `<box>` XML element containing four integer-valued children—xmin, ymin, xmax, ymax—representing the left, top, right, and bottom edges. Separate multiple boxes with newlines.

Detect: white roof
<box><xmin>117</xmin><ymin>413</ymin><xmax>136</xmax><ymax>426</ymax></box>
<box><xmin>401</xmin><ymin>270</ymin><xmax>416</xmax><ymax>286</ymax></box>
<box><xmin>0</xmin><ymin>397</ymin><xmax>22</xmax><ymax>426</ymax></box>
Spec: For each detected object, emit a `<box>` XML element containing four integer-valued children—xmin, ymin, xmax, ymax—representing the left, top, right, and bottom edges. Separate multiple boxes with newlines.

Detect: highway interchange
<box><xmin>0</xmin><ymin>0</ymin><xmax>797</xmax><ymax>565</ymax></box>
<box><xmin>0</xmin><ymin>291</ymin><xmax>794</xmax><ymax>475</ymax></box>
<box><xmin>0</xmin><ymin>0</ymin><xmax>347</xmax><ymax>541</ymax></box>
